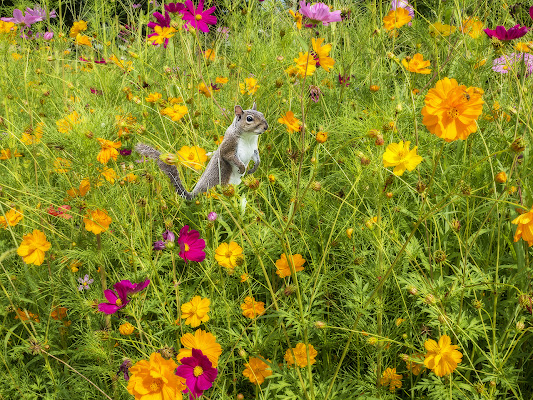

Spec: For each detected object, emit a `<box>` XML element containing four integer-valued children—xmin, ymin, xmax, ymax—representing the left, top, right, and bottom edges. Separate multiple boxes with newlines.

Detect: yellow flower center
<box><xmin>225</xmin><ymin>250</ymin><xmax>233</xmax><ymax>258</ymax></box>
<box><xmin>193</xmin><ymin>365</ymin><xmax>204</xmax><ymax>377</ymax></box>
<box><xmin>149</xmin><ymin>379</ymin><xmax>162</xmax><ymax>392</ymax></box>
<box><xmin>115</xmin><ymin>298</ymin><xmax>123</xmax><ymax>306</ymax></box>
<box><xmin>83</xmin><ymin>282</ymin><xmax>88</xmax><ymax>286</ymax></box>
<box><xmin>184</xmin><ymin>243</ymin><xmax>190</xmax><ymax>252</ymax></box>
<box><xmin>195</xmin><ymin>14</ymin><xmax>202</xmax><ymax>20</ymax></box>
<box><xmin>188</xmin><ymin>152</ymin><xmax>195</xmax><ymax>160</ymax></box>
<box><xmin>447</xmin><ymin>108</ymin><xmax>459</xmax><ymax>119</ymax></box>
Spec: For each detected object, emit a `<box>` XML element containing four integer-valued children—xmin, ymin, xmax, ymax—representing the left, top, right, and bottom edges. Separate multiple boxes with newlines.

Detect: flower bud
<box><xmin>516</xmin><ymin>321</ymin><xmax>525</xmax><ymax>331</ymax></box>
<box><xmin>346</xmin><ymin>228</ymin><xmax>354</xmax><ymax>239</ymax></box>
<box><xmin>511</xmin><ymin>137</ymin><xmax>525</xmax><ymax>153</ymax></box>
<box><xmin>495</xmin><ymin>171</ymin><xmax>507</xmax><ymax>183</ymax></box>
<box><xmin>314</xmin><ymin>321</ymin><xmax>326</xmax><ymax>329</ymax></box>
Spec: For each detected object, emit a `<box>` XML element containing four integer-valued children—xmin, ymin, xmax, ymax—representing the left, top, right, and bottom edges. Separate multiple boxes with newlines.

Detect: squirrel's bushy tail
<box><xmin>135</xmin><ymin>143</ymin><xmax>195</xmax><ymax>201</ymax></box>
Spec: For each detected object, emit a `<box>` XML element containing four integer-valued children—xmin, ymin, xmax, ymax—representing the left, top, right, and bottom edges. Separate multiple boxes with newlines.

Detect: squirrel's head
<box><xmin>234</xmin><ymin>102</ymin><xmax>268</xmax><ymax>134</ymax></box>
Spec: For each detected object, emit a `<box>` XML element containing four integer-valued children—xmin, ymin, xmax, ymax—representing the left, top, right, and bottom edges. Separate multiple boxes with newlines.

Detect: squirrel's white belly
<box><xmin>229</xmin><ymin>135</ymin><xmax>258</xmax><ymax>184</ymax></box>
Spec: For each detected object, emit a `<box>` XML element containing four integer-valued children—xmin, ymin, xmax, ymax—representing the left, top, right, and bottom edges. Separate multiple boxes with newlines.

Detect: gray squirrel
<box><xmin>136</xmin><ymin>102</ymin><xmax>268</xmax><ymax>200</ymax></box>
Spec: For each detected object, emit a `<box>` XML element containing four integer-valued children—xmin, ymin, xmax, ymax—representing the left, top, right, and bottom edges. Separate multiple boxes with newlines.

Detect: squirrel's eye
<box><xmin>246</xmin><ymin>115</ymin><xmax>253</xmax><ymax>122</ymax></box>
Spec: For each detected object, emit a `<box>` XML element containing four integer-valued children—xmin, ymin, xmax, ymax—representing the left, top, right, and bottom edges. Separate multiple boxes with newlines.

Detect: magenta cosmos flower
<box><xmin>298</xmin><ymin>1</ymin><xmax>342</xmax><ymax>26</ymax></box>
<box><xmin>483</xmin><ymin>25</ymin><xmax>529</xmax><ymax>41</ymax></box>
<box><xmin>176</xmin><ymin>349</ymin><xmax>218</xmax><ymax>399</ymax></box>
<box><xmin>177</xmin><ymin>225</ymin><xmax>206</xmax><ymax>262</ymax></box>
<box><xmin>165</xmin><ymin>2</ymin><xmax>185</xmax><ymax>13</ymax></box>
<box><xmin>182</xmin><ymin>0</ymin><xmax>217</xmax><ymax>33</ymax></box>
<box><xmin>148</xmin><ymin>11</ymin><xmax>171</xmax><ymax>29</ymax></box>
<box><xmin>98</xmin><ymin>279</ymin><xmax>150</xmax><ymax>314</ymax></box>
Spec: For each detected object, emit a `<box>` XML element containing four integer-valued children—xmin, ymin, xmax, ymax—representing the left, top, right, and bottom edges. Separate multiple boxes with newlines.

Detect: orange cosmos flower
<box><xmin>75</xmin><ymin>34</ymin><xmax>92</xmax><ymax>47</ymax></box>
<box><xmin>17</xmin><ymin>229</ymin><xmax>51</xmax><ymax>266</ymax></box>
<box><xmin>424</xmin><ymin>335</ymin><xmax>462</xmax><ymax>377</ymax></box>
<box><xmin>461</xmin><ymin>16</ymin><xmax>483</xmax><ymax>39</ymax></box>
<box><xmin>284</xmin><ymin>343</ymin><xmax>317</xmax><ymax>367</ymax></box>
<box><xmin>181</xmin><ymin>296</ymin><xmax>210</xmax><ymax>328</ymax></box>
<box><xmin>0</xmin><ymin>148</ymin><xmax>22</xmax><ymax>159</ymax></box>
<box><xmin>162</xmin><ymin>104</ymin><xmax>188</xmax><ymax>121</ymax></box>
<box><xmin>0</xmin><ymin>207</ymin><xmax>23</xmax><ymax>229</ymax></box>
<box><xmin>421</xmin><ymin>77</ymin><xmax>484</xmax><ymax>142</ymax></box>
<box><xmin>402</xmin><ymin>53</ymin><xmax>431</xmax><ymax>74</ymax></box>
<box><xmin>240</xmin><ymin>296</ymin><xmax>265</xmax><ymax>319</ymax></box>
<box><xmin>177</xmin><ymin>329</ymin><xmax>222</xmax><ymax>367</ymax></box>
<box><xmin>83</xmin><ymin>209</ymin><xmax>112</xmax><ymax>234</ymax></box>
<box><xmin>239</xmin><ymin>77</ymin><xmax>260</xmax><ymax>95</ymax></box>
<box><xmin>243</xmin><ymin>357</ymin><xmax>272</xmax><ymax>385</ymax></box>
<box><xmin>96</xmin><ymin>138</ymin><xmax>121</xmax><ymax>164</ymax></box>
<box><xmin>380</xmin><ymin>367</ymin><xmax>402</xmax><ymax>392</ymax></box>
<box><xmin>278</xmin><ymin>111</ymin><xmax>302</xmax><ymax>133</ymax></box>
<box><xmin>512</xmin><ymin>206</ymin><xmax>533</xmax><ymax>246</ymax></box>
<box><xmin>275</xmin><ymin>253</ymin><xmax>306</xmax><ymax>278</ymax></box>
<box><xmin>128</xmin><ymin>353</ymin><xmax>186</xmax><ymax>400</ymax></box>
<box><xmin>383</xmin><ymin>8</ymin><xmax>411</xmax><ymax>31</ymax></box>
<box><xmin>21</xmin><ymin>122</ymin><xmax>44</xmax><ymax>145</ymax></box>
<box><xmin>198</xmin><ymin>82</ymin><xmax>212</xmax><ymax>98</ymax></box>
<box><xmin>145</xmin><ymin>92</ymin><xmax>162</xmax><ymax>102</ymax></box>
<box><xmin>70</xmin><ymin>20</ymin><xmax>87</xmax><ymax>37</ymax></box>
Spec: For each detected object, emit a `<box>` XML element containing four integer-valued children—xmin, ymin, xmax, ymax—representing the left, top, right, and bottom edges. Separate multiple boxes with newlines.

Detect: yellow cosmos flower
<box><xmin>100</xmin><ymin>167</ymin><xmax>117</xmax><ymax>184</ymax></box>
<box><xmin>512</xmin><ymin>206</ymin><xmax>533</xmax><ymax>246</ymax></box>
<box><xmin>429</xmin><ymin>22</ymin><xmax>456</xmax><ymax>37</ymax></box>
<box><xmin>405</xmin><ymin>353</ymin><xmax>425</xmax><ymax>376</ymax></box>
<box><xmin>311</xmin><ymin>38</ymin><xmax>335</xmax><ymax>72</ymax></box>
<box><xmin>109</xmin><ymin>54</ymin><xmax>134</xmax><ymax>72</ymax></box>
<box><xmin>177</xmin><ymin>329</ymin><xmax>222</xmax><ymax>367</ymax></box>
<box><xmin>243</xmin><ymin>357</ymin><xmax>272</xmax><ymax>385</ymax></box>
<box><xmin>382</xmin><ymin>141</ymin><xmax>423</xmax><ymax>176</ymax></box>
<box><xmin>181</xmin><ymin>296</ymin><xmax>210</xmax><ymax>328</ymax></box>
<box><xmin>402</xmin><ymin>53</ymin><xmax>431</xmax><ymax>74</ymax></box>
<box><xmin>0</xmin><ymin>149</ymin><xmax>22</xmax><ymax>160</ymax></box>
<box><xmin>75</xmin><ymin>34</ymin><xmax>92</xmax><ymax>47</ymax></box>
<box><xmin>21</xmin><ymin>122</ymin><xmax>44</xmax><ymax>145</ymax></box>
<box><xmin>380</xmin><ymin>367</ymin><xmax>402</xmax><ymax>392</ymax></box>
<box><xmin>289</xmin><ymin>10</ymin><xmax>303</xmax><ymax>30</ymax></box>
<box><xmin>176</xmin><ymin>145</ymin><xmax>207</xmax><ymax>170</ymax></box>
<box><xmin>215</xmin><ymin>76</ymin><xmax>228</xmax><ymax>84</ymax></box>
<box><xmin>0</xmin><ymin>21</ymin><xmax>17</xmax><ymax>34</ymax></box>
<box><xmin>162</xmin><ymin>104</ymin><xmax>188</xmax><ymax>121</ymax></box>
<box><xmin>284</xmin><ymin>343</ymin><xmax>318</xmax><ymax>368</ymax></box>
<box><xmin>294</xmin><ymin>52</ymin><xmax>317</xmax><ymax>78</ymax></box>
<box><xmin>0</xmin><ymin>207</ymin><xmax>23</xmax><ymax>229</ymax></box>
<box><xmin>127</xmin><ymin>353</ymin><xmax>186</xmax><ymax>400</ymax></box>
<box><xmin>12</xmin><ymin>53</ymin><xmax>23</xmax><ymax>61</ymax></box>
<box><xmin>316</xmin><ymin>131</ymin><xmax>328</xmax><ymax>143</ymax></box>
<box><xmin>150</xmin><ymin>25</ymin><xmax>177</xmax><ymax>46</ymax></box>
<box><xmin>96</xmin><ymin>138</ymin><xmax>121</xmax><ymax>164</ymax></box>
<box><xmin>278</xmin><ymin>111</ymin><xmax>302</xmax><ymax>133</ymax></box>
<box><xmin>198</xmin><ymin>82</ymin><xmax>212</xmax><ymax>98</ymax></box>
<box><xmin>275</xmin><ymin>253</ymin><xmax>306</xmax><ymax>278</ymax></box>
<box><xmin>17</xmin><ymin>229</ymin><xmax>51</xmax><ymax>266</ymax></box>
<box><xmin>514</xmin><ymin>42</ymin><xmax>532</xmax><ymax>53</ymax></box>
<box><xmin>119</xmin><ymin>322</ymin><xmax>134</xmax><ymax>335</ymax></box>
<box><xmin>240</xmin><ymin>296</ymin><xmax>265</xmax><ymax>319</ymax></box>
<box><xmin>239</xmin><ymin>77</ymin><xmax>260</xmax><ymax>95</ymax></box>
<box><xmin>214</xmin><ymin>242</ymin><xmax>243</xmax><ymax>269</ymax></box>
<box><xmin>83</xmin><ymin>209</ymin><xmax>112</xmax><ymax>235</ymax></box>
<box><xmin>424</xmin><ymin>335</ymin><xmax>463</xmax><ymax>377</ymax></box>
<box><xmin>53</xmin><ymin>157</ymin><xmax>72</xmax><ymax>173</ymax></box>
<box><xmin>145</xmin><ymin>92</ymin><xmax>162</xmax><ymax>102</ymax></box>
<box><xmin>70</xmin><ymin>20</ymin><xmax>87</xmax><ymax>37</ymax></box>
<box><xmin>461</xmin><ymin>17</ymin><xmax>483</xmax><ymax>39</ymax></box>
<box><xmin>383</xmin><ymin>8</ymin><xmax>411</xmax><ymax>31</ymax></box>
<box><xmin>204</xmin><ymin>48</ymin><xmax>216</xmax><ymax>61</ymax></box>
<box><xmin>56</xmin><ymin>111</ymin><xmax>81</xmax><ymax>134</ymax></box>
<box><xmin>421</xmin><ymin>77</ymin><xmax>484</xmax><ymax>142</ymax></box>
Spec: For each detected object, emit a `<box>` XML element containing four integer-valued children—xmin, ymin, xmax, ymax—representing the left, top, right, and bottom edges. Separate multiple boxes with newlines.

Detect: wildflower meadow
<box><xmin>1</xmin><ymin>0</ymin><xmax>533</xmax><ymax>399</ymax></box>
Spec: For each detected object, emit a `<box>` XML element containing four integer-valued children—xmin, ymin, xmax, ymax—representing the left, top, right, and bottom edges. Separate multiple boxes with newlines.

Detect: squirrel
<box><xmin>135</xmin><ymin>102</ymin><xmax>268</xmax><ymax>200</ymax></box>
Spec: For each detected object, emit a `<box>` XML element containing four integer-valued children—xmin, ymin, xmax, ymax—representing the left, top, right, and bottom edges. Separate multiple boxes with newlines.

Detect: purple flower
<box><xmin>177</xmin><ymin>225</ymin><xmax>206</xmax><ymax>262</ymax></box>
<box><xmin>78</xmin><ymin>274</ymin><xmax>94</xmax><ymax>291</ymax></box>
<box><xmin>120</xmin><ymin>149</ymin><xmax>132</xmax><ymax>156</ymax></box>
<box><xmin>175</xmin><ymin>349</ymin><xmax>218</xmax><ymax>399</ymax></box>
<box><xmin>217</xmin><ymin>26</ymin><xmax>230</xmax><ymax>39</ymax></box>
<box><xmin>162</xmin><ymin>229</ymin><xmax>175</xmax><ymax>241</ymax></box>
<box><xmin>90</xmin><ymin>87</ymin><xmax>103</xmax><ymax>95</ymax></box>
<box><xmin>25</xmin><ymin>5</ymin><xmax>56</xmax><ymax>21</ymax></box>
<box><xmin>148</xmin><ymin>11</ymin><xmax>171</xmax><ymax>29</ymax></box>
<box><xmin>207</xmin><ymin>212</ymin><xmax>218</xmax><ymax>221</ymax></box>
<box><xmin>298</xmin><ymin>1</ymin><xmax>342</xmax><ymax>26</ymax></box>
<box><xmin>153</xmin><ymin>229</ymin><xmax>176</xmax><ymax>250</ymax></box>
<box><xmin>309</xmin><ymin>85</ymin><xmax>322</xmax><ymax>103</ymax></box>
<box><xmin>492</xmin><ymin>53</ymin><xmax>533</xmax><ymax>76</ymax></box>
<box><xmin>483</xmin><ymin>25</ymin><xmax>529</xmax><ymax>41</ymax></box>
<box><xmin>117</xmin><ymin>359</ymin><xmax>132</xmax><ymax>381</ymax></box>
<box><xmin>338</xmin><ymin>73</ymin><xmax>351</xmax><ymax>87</ymax></box>
<box><xmin>43</xmin><ymin>31</ymin><xmax>54</xmax><ymax>40</ymax></box>
<box><xmin>94</xmin><ymin>58</ymin><xmax>107</xmax><ymax>64</ymax></box>
<box><xmin>132</xmin><ymin>4</ymin><xmax>142</xmax><ymax>9</ymax></box>
<box><xmin>530</xmin><ymin>6</ymin><xmax>533</xmax><ymax>20</ymax></box>
<box><xmin>181</xmin><ymin>0</ymin><xmax>217</xmax><ymax>33</ymax></box>
<box><xmin>153</xmin><ymin>240</ymin><xmax>166</xmax><ymax>250</ymax></box>
<box><xmin>165</xmin><ymin>2</ymin><xmax>185</xmax><ymax>13</ymax></box>
<box><xmin>1</xmin><ymin>8</ymin><xmax>42</xmax><ymax>26</ymax></box>
<box><xmin>98</xmin><ymin>279</ymin><xmax>150</xmax><ymax>314</ymax></box>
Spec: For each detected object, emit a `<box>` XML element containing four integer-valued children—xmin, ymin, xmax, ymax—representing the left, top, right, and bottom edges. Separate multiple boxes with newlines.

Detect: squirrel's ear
<box><xmin>235</xmin><ymin>105</ymin><xmax>243</xmax><ymax>119</ymax></box>
<box><xmin>252</xmin><ymin>101</ymin><xmax>257</xmax><ymax>111</ymax></box>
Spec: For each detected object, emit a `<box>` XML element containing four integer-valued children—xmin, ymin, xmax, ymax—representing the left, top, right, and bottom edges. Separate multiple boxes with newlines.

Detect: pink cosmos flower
<box><xmin>181</xmin><ymin>0</ymin><xmax>217</xmax><ymax>33</ymax></box>
<box><xmin>492</xmin><ymin>53</ymin><xmax>533</xmax><ymax>76</ymax></box>
<box><xmin>165</xmin><ymin>2</ymin><xmax>185</xmax><ymax>13</ymax></box>
<box><xmin>98</xmin><ymin>279</ymin><xmax>150</xmax><ymax>314</ymax></box>
<box><xmin>175</xmin><ymin>349</ymin><xmax>217</xmax><ymax>399</ymax></box>
<box><xmin>1</xmin><ymin>8</ymin><xmax>42</xmax><ymax>26</ymax></box>
<box><xmin>483</xmin><ymin>25</ymin><xmax>529</xmax><ymax>41</ymax></box>
<box><xmin>298</xmin><ymin>1</ymin><xmax>342</xmax><ymax>26</ymax></box>
<box><xmin>177</xmin><ymin>225</ymin><xmax>206</xmax><ymax>262</ymax></box>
